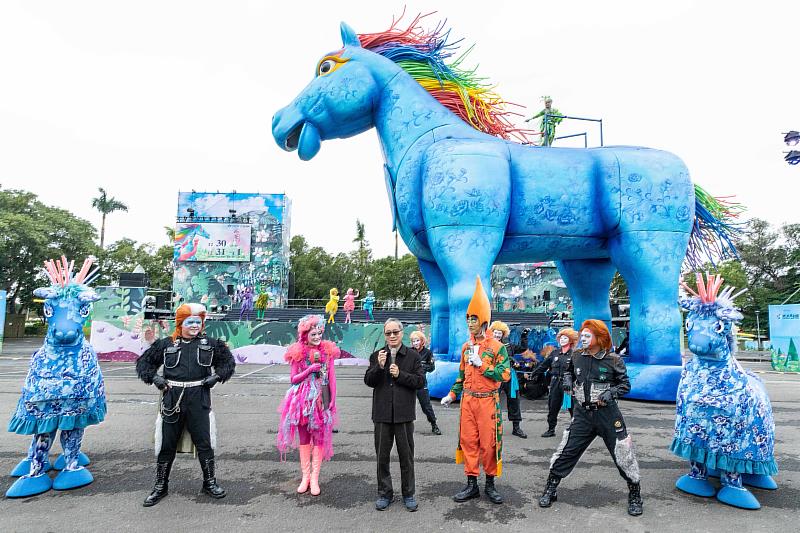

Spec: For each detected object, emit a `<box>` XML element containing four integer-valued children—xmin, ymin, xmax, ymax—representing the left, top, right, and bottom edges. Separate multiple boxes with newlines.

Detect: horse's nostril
<box><xmin>285</xmin><ymin>122</ymin><xmax>303</xmax><ymax>151</ymax></box>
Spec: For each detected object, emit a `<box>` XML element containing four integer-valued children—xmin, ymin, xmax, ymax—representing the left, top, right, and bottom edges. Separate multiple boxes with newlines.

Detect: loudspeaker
<box><xmin>155</xmin><ymin>294</ymin><xmax>167</xmax><ymax>309</ymax></box>
<box><xmin>543</xmin><ymin>290</ymin><xmax>551</xmax><ymax>301</ymax></box>
<box><xmin>227</xmin><ymin>285</ymin><xmax>235</xmax><ymax>296</ymax></box>
<box><xmin>119</xmin><ymin>272</ymin><xmax>148</xmax><ymax>287</ymax></box>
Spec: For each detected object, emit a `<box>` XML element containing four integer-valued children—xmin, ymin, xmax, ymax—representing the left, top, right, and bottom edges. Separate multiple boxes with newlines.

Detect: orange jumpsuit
<box><xmin>447</xmin><ymin>336</ymin><xmax>511</xmax><ymax>477</ymax></box>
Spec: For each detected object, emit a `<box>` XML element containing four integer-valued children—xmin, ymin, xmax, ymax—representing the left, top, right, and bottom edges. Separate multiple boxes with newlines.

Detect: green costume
<box><xmin>526</xmin><ymin>98</ymin><xmax>563</xmax><ymax>146</ymax></box>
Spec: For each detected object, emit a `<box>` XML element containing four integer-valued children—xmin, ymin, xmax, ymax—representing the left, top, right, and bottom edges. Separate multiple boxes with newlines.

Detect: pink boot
<box><xmin>310</xmin><ymin>446</ymin><xmax>324</xmax><ymax>496</ymax></box>
<box><xmin>297</xmin><ymin>445</ymin><xmax>312</xmax><ymax>494</ymax></box>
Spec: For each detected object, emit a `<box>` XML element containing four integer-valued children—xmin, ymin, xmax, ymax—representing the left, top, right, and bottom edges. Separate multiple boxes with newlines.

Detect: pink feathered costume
<box><xmin>277</xmin><ymin>337</ymin><xmax>339</xmax><ymax>461</ymax></box>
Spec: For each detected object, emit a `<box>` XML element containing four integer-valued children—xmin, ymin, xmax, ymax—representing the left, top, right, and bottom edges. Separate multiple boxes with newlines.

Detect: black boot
<box><xmin>538</xmin><ymin>473</ymin><xmax>561</xmax><ymax>508</ymax></box>
<box><xmin>453</xmin><ymin>475</ymin><xmax>480</xmax><ymax>502</ymax></box>
<box><xmin>431</xmin><ymin>423</ymin><xmax>442</xmax><ymax>435</ymax></box>
<box><xmin>512</xmin><ymin>422</ymin><xmax>528</xmax><ymax>439</ymax></box>
<box><xmin>484</xmin><ymin>475</ymin><xmax>504</xmax><ymax>504</ymax></box>
<box><xmin>627</xmin><ymin>481</ymin><xmax>643</xmax><ymax>516</ymax></box>
<box><xmin>541</xmin><ymin>428</ymin><xmax>556</xmax><ymax>438</ymax></box>
<box><xmin>199</xmin><ymin>457</ymin><xmax>226</xmax><ymax>499</ymax></box>
<box><xmin>143</xmin><ymin>460</ymin><xmax>172</xmax><ymax>507</ymax></box>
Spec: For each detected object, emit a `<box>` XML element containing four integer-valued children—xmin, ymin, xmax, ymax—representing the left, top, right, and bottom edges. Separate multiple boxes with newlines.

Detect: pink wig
<box><xmin>297</xmin><ymin>314</ymin><xmax>325</xmax><ymax>345</ymax></box>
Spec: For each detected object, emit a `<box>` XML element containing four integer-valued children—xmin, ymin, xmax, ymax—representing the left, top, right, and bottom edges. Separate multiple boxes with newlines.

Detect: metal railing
<box><xmin>285</xmin><ymin>298</ymin><xmax>430</xmax><ymax>311</ymax></box>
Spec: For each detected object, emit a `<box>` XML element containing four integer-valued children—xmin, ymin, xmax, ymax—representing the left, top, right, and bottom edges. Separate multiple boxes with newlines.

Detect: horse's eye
<box><xmin>79</xmin><ymin>304</ymin><xmax>91</xmax><ymax>317</ymax></box>
<box><xmin>685</xmin><ymin>320</ymin><xmax>693</xmax><ymax>331</ymax></box>
<box><xmin>43</xmin><ymin>304</ymin><xmax>53</xmax><ymax>318</ymax></box>
<box><xmin>714</xmin><ymin>321</ymin><xmax>724</xmax><ymax>333</ymax></box>
<box><xmin>318</xmin><ymin>59</ymin><xmax>336</xmax><ymax>76</ymax></box>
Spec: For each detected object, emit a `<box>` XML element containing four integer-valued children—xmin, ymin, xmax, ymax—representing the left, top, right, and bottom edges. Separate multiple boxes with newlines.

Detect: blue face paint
<box><xmin>183</xmin><ymin>316</ymin><xmax>202</xmax><ymax>327</ymax></box>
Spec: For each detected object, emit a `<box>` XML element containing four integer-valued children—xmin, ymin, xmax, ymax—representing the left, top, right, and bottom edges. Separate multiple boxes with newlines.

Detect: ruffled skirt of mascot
<box><xmin>671</xmin><ymin>360</ymin><xmax>778</xmax><ymax>508</ymax></box>
<box><xmin>277</xmin><ymin>379</ymin><xmax>337</xmax><ymax>461</ymax></box>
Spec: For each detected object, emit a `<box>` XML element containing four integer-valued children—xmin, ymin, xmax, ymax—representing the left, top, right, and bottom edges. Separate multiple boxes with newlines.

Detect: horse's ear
<box><xmin>340</xmin><ymin>22</ymin><xmax>361</xmax><ymax>48</ymax></box>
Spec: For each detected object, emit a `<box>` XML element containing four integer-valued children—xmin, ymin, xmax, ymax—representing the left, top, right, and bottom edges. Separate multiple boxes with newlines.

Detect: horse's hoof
<box><xmin>53</xmin><ymin>452</ymin><xmax>90</xmax><ymax>471</ymax></box>
<box><xmin>676</xmin><ymin>474</ymin><xmax>717</xmax><ymax>497</ymax></box>
<box><xmin>742</xmin><ymin>474</ymin><xmax>778</xmax><ymax>490</ymax></box>
<box><xmin>716</xmin><ymin>485</ymin><xmax>761</xmax><ymax>510</ymax></box>
<box><xmin>5</xmin><ymin>473</ymin><xmax>53</xmax><ymax>498</ymax></box>
<box><xmin>10</xmin><ymin>459</ymin><xmax>52</xmax><ymax>478</ymax></box>
<box><xmin>52</xmin><ymin>467</ymin><xmax>93</xmax><ymax>491</ymax></box>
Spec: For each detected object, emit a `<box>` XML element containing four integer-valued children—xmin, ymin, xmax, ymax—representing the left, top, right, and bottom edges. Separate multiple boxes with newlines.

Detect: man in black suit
<box><xmin>364</xmin><ymin>318</ymin><xmax>425</xmax><ymax>512</ymax></box>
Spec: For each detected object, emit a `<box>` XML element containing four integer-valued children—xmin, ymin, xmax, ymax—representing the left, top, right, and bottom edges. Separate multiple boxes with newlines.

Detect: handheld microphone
<box><xmin>390</xmin><ymin>347</ymin><xmax>398</xmax><ymax>368</ymax></box>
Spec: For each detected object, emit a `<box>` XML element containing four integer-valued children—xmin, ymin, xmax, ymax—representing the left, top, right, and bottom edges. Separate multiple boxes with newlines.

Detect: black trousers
<box><xmin>374</xmin><ymin>421</ymin><xmax>415</xmax><ymax>498</ymax></box>
<box><xmin>550</xmin><ymin>402</ymin><xmax>634</xmax><ymax>483</ymax></box>
<box><xmin>546</xmin><ymin>377</ymin><xmax>574</xmax><ymax>430</ymax></box>
<box><xmin>158</xmin><ymin>388</ymin><xmax>213</xmax><ymax>463</ymax></box>
<box><xmin>500</xmin><ymin>380</ymin><xmax>522</xmax><ymax>423</ymax></box>
<box><xmin>416</xmin><ymin>387</ymin><xmax>437</xmax><ymax>425</ymax></box>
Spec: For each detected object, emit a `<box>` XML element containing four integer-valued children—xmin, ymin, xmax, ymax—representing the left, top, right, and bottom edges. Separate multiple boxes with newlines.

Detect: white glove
<box><xmin>469</xmin><ymin>352</ymin><xmax>483</xmax><ymax>367</ymax></box>
<box><xmin>440</xmin><ymin>395</ymin><xmax>454</xmax><ymax>406</ymax></box>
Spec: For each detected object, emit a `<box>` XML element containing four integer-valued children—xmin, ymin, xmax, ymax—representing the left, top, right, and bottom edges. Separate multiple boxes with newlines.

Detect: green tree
<box><xmin>96</xmin><ymin>238</ymin><xmax>174</xmax><ymax>290</ymax></box>
<box><xmin>369</xmin><ymin>254</ymin><xmax>426</xmax><ymax>303</ymax></box>
<box><xmin>0</xmin><ymin>189</ymin><xmax>98</xmax><ymax>313</ymax></box>
<box><xmin>91</xmin><ymin>187</ymin><xmax>128</xmax><ymax>249</ymax></box>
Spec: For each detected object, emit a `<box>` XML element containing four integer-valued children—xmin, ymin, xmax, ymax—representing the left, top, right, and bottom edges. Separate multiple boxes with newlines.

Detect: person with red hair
<box><xmin>277</xmin><ymin>314</ymin><xmax>340</xmax><ymax>496</ymax></box>
<box><xmin>532</xmin><ymin>328</ymin><xmax>578</xmax><ymax>437</ymax></box>
<box><xmin>136</xmin><ymin>303</ymin><xmax>236</xmax><ymax>507</ymax></box>
<box><xmin>538</xmin><ymin>319</ymin><xmax>643</xmax><ymax>517</ymax></box>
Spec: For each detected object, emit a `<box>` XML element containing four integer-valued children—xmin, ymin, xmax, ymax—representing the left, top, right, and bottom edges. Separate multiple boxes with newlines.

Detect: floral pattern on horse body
<box><xmin>271</xmin><ymin>15</ymin><xmax>739</xmax><ymax>400</ymax></box>
<box><xmin>672</xmin><ymin>273</ymin><xmax>777</xmax><ymax>509</ymax></box>
<box><xmin>5</xmin><ymin>256</ymin><xmax>106</xmax><ymax>498</ymax></box>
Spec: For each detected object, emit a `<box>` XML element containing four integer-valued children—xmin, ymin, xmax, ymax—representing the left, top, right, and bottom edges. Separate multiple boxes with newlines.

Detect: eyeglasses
<box><xmin>384</xmin><ymin>330</ymin><xmax>402</xmax><ymax>337</ymax></box>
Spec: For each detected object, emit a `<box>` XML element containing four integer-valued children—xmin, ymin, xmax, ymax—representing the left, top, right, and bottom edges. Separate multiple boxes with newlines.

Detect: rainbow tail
<box><xmin>686</xmin><ymin>184</ymin><xmax>744</xmax><ymax>269</ymax></box>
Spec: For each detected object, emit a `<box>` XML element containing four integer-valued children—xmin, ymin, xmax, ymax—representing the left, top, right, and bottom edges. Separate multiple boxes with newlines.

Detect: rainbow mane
<box><xmin>358</xmin><ymin>13</ymin><xmax>531</xmax><ymax>143</ymax></box>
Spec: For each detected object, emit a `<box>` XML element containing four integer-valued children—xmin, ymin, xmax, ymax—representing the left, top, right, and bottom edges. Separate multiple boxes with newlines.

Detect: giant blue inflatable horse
<box><xmin>672</xmin><ymin>273</ymin><xmax>777</xmax><ymax>509</ymax></box>
<box><xmin>272</xmin><ymin>17</ymin><xmax>736</xmax><ymax>400</ymax></box>
<box><xmin>6</xmin><ymin>257</ymin><xmax>106</xmax><ymax>498</ymax></box>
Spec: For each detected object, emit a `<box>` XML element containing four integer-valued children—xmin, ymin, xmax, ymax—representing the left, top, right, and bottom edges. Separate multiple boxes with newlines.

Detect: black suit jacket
<box><xmin>364</xmin><ymin>344</ymin><xmax>425</xmax><ymax>424</ymax></box>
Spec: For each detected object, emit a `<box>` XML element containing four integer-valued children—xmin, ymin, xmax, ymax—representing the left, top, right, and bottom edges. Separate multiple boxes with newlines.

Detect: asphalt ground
<box><xmin>0</xmin><ymin>338</ymin><xmax>798</xmax><ymax>532</ymax></box>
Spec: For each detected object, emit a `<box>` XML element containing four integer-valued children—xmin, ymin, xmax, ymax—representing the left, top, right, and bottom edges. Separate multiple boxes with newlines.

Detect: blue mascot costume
<box><xmin>672</xmin><ymin>273</ymin><xmax>778</xmax><ymax>509</ymax></box>
<box><xmin>6</xmin><ymin>256</ymin><xmax>106</xmax><ymax>498</ymax></box>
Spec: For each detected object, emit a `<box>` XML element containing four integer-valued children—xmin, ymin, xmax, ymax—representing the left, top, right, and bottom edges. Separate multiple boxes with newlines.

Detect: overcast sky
<box><xmin>1</xmin><ymin>1</ymin><xmax>798</xmax><ymax>258</ymax></box>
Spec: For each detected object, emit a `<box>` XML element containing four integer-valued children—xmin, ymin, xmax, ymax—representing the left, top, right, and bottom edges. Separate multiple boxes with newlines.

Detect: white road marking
<box><xmin>238</xmin><ymin>366</ymin><xmax>269</xmax><ymax>378</ymax></box>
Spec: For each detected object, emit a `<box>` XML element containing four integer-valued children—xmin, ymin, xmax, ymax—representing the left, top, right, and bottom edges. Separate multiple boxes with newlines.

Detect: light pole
<box><xmin>755</xmin><ymin>310</ymin><xmax>761</xmax><ymax>351</ymax></box>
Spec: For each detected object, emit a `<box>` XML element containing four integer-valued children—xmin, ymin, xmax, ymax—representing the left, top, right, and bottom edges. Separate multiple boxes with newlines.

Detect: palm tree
<box><xmin>91</xmin><ymin>187</ymin><xmax>128</xmax><ymax>248</ymax></box>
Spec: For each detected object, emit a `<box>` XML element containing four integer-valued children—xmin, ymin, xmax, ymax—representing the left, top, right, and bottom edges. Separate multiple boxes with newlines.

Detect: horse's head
<box><xmin>35</xmin><ymin>257</ymin><xmax>100</xmax><ymax>347</ymax></box>
<box><xmin>272</xmin><ymin>22</ymin><xmax>387</xmax><ymax>161</ymax></box>
<box><xmin>680</xmin><ymin>273</ymin><xmax>745</xmax><ymax>361</ymax></box>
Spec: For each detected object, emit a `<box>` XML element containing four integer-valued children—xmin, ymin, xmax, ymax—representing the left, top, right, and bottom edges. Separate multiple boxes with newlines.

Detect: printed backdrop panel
<box><xmin>768</xmin><ymin>304</ymin><xmax>800</xmax><ymax>372</ymax></box>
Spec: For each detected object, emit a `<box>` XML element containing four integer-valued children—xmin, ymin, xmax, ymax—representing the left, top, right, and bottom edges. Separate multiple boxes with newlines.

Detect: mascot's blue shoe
<box><xmin>10</xmin><ymin>459</ymin><xmax>52</xmax><ymax>478</ymax></box>
<box><xmin>53</xmin><ymin>467</ymin><xmax>93</xmax><ymax>491</ymax></box>
<box><xmin>716</xmin><ymin>485</ymin><xmax>760</xmax><ymax>510</ymax></box>
<box><xmin>742</xmin><ymin>473</ymin><xmax>777</xmax><ymax>490</ymax></box>
<box><xmin>53</xmin><ymin>452</ymin><xmax>90</xmax><ymax>471</ymax></box>
<box><xmin>5</xmin><ymin>473</ymin><xmax>53</xmax><ymax>498</ymax></box>
<box><xmin>676</xmin><ymin>474</ymin><xmax>717</xmax><ymax>497</ymax></box>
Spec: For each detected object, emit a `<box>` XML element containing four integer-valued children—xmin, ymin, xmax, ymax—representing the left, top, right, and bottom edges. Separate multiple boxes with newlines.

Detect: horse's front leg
<box><xmin>422</xmin><ymin>146</ymin><xmax>510</xmax><ymax>361</ymax></box>
<box><xmin>5</xmin><ymin>431</ymin><xmax>56</xmax><ymax>498</ymax></box>
<box><xmin>676</xmin><ymin>460</ymin><xmax>716</xmax><ymax>497</ymax></box>
<box><xmin>717</xmin><ymin>471</ymin><xmax>761</xmax><ymax>509</ymax></box>
<box><xmin>53</xmin><ymin>428</ymin><xmax>94</xmax><ymax>490</ymax></box>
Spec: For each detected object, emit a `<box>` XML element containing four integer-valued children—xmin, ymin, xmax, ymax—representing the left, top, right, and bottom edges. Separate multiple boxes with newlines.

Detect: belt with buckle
<box><xmin>167</xmin><ymin>379</ymin><xmax>204</xmax><ymax>388</ymax></box>
<box><xmin>581</xmin><ymin>402</ymin><xmax>601</xmax><ymax>411</ymax></box>
<box><xmin>464</xmin><ymin>388</ymin><xmax>497</xmax><ymax>398</ymax></box>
